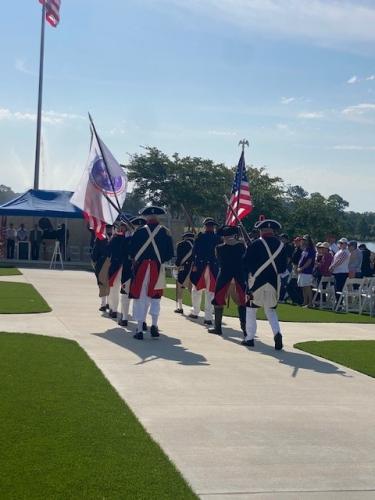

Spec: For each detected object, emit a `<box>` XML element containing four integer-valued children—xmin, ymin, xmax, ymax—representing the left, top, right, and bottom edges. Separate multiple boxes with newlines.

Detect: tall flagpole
<box><xmin>34</xmin><ymin>1</ymin><xmax>46</xmax><ymax>190</ymax></box>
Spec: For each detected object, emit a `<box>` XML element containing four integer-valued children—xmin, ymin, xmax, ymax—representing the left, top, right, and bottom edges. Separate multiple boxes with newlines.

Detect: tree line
<box><xmin>123</xmin><ymin>147</ymin><xmax>375</xmax><ymax>241</ymax></box>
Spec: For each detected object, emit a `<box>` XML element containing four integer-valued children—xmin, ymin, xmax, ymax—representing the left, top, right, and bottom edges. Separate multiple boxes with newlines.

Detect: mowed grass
<box><xmin>0</xmin><ymin>282</ymin><xmax>51</xmax><ymax>313</ymax></box>
<box><xmin>0</xmin><ymin>266</ymin><xmax>22</xmax><ymax>276</ymax></box>
<box><xmin>164</xmin><ymin>283</ymin><xmax>375</xmax><ymax>324</ymax></box>
<box><xmin>295</xmin><ymin>340</ymin><xmax>375</xmax><ymax>378</ymax></box>
<box><xmin>0</xmin><ymin>333</ymin><xmax>197</xmax><ymax>500</ymax></box>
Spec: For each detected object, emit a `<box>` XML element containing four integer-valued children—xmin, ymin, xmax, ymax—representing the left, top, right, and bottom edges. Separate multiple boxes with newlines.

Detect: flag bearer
<box><xmin>189</xmin><ymin>218</ymin><xmax>220</xmax><ymax>325</ymax></box>
<box><xmin>208</xmin><ymin>225</ymin><xmax>247</xmax><ymax>335</ymax></box>
<box><xmin>174</xmin><ymin>231</ymin><xmax>195</xmax><ymax>314</ymax></box>
<box><xmin>91</xmin><ymin>229</ymin><xmax>111</xmax><ymax>311</ymax></box>
<box><xmin>130</xmin><ymin>206</ymin><xmax>174</xmax><ymax>339</ymax></box>
<box><xmin>242</xmin><ymin>218</ymin><xmax>287</xmax><ymax>350</ymax></box>
<box><xmin>118</xmin><ymin>216</ymin><xmax>146</xmax><ymax>327</ymax></box>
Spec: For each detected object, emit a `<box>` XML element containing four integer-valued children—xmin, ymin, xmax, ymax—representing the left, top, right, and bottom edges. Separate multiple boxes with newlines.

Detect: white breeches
<box><xmin>245</xmin><ymin>307</ymin><xmax>281</xmax><ymax>340</ymax></box>
<box><xmin>132</xmin><ymin>265</ymin><xmax>161</xmax><ymax>324</ymax></box>
<box><xmin>100</xmin><ymin>296</ymin><xmax>108</xmax><ymax>307</ymax></box>
<box><xmin>108</xmin><ymin>270</ymin><xmax>122</xmax><ymax>312</ymax></box>
<box><xmin>120</xmin><ymin>279</ymin><xmax>131</xmax><ymax>320</ymax></box>
<box><xmin>191</xmin><ymin>288</ymin><xmax>214</xmax><ymax>321</ymax></box>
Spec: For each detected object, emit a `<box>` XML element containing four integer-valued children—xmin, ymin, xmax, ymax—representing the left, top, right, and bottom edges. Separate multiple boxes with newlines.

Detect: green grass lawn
<box><xmin>0</xmin><ymin>333</ymin><xmax>197</xmax><ymax>500</ymax></box>
<box><xmin>0</xmin><ymin>266</ymin><xmax>22</xmax><ymax>276</ymax></box>
<box><xmin>164</xmin><ymin>282</ymin><xmax>375</xmax><ymax>324</ymax></box>
<box><xmin>295</xmin><ymin>340</ymin><xmax>375</xmax><ymax>378</ymax></box>
<box><xmin>0</xmin><ymin>282</ymin><xmax>51</xmax><ymax>313</ymax></box>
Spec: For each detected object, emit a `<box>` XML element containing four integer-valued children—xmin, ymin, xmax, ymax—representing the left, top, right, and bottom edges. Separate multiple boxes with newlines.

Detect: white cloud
<box><xmin>332</xmin><ymin>144</ymin><xmax>375</xmax><ymax>151</ymax></box>
<box><xmin>366</xmin><ymin>75</ymin><xmax>375</xmax><ymax>81</ymax></box>
<box><xmin>342</xmin><ymin>103</ymin><xmax>375</xmax><ymax>117</ymax></box>
<box><xmin>14</xmin><ymin>59</ymin><xmax>34</xmax><ymax>75</ymax></box>
<box><xmin>298</xmin><ymin>111</ymin><xmax>324</xmax><ymax>119</ymax></box>
<box><xmin>208</xmin><ymin>130</ymin><xmax>237</xmax><ymax>136</ymax></box>
<box><xmin>281</xmin><ymin>96</ymin><xmax>296</xmax><ymax>104</ymax></box>
<box><xmin>0</xmin><ymin>107</ymin><xmax>85</xmax><ymax>125</ymax></box>
<box><xmin>159</xmin><ymin>0</ymin><xmax>375</xmax><ymax>47</ymax></box>
<box><xmin>347</xmin><ymin>75</ymin><xmax>358</xmax><ymax>84</ymax></box>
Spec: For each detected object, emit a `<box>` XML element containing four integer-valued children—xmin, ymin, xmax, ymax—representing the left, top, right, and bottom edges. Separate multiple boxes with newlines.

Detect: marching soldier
<box><xmin>174</xmin><ymin>231</ymin><xmax>195</xmax><ymax>314</ymax></box>
<box><xmin>129</xmin><ymin>206</ymin><xmax>174</xmax><ymax>340</ymax></box>
<box><xmin>91</xmin><ymin>227</ymin><xmax>111</xmax><ymax>311</ymax></box>
<box><xmin>189</xmin><ymin>218</ymin><xmax>221</xmax><ymax>325</ymax></box>
<box><xmin>119</xmin><ymin>216</ymin><xmax>146</xmax><ymax>327</ymax></box>
<box><xmin>242</xmin><ymin>218</ymin><xmax>287</xmax><ymax>350</ymax></box>
<box><xmin>208</xmin><ymin>225</ymin><xmax>247</xmax><ymax>335</ymax></box>
<box><xmin>107</xmin><ymin>221</ymin><xmax>128</xmax><ymax>319</ymax></box>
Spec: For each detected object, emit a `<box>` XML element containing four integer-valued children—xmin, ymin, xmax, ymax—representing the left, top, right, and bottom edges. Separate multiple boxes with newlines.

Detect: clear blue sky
<box><xmin>1</xmin><ymin>0</ymin><xmax>374</xmax><ymax>212</ymax></box>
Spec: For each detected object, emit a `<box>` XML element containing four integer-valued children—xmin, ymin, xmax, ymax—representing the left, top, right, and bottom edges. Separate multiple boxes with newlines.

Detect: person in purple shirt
<box><xmin>297</xmin><ymin>234</ymin><xmax>316</xmax><ymax>307</ymax></box>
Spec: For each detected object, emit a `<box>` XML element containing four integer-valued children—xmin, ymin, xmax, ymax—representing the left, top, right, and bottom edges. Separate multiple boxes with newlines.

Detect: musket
<box><xmin>180</xmin><ymin>203</ymin><xmax>197</xmax><ymax>234</ymax></box>
<box><xmin>223</xmin><ymin>194</ymin><xmax>252</xmax><ymax>246</ymax></box>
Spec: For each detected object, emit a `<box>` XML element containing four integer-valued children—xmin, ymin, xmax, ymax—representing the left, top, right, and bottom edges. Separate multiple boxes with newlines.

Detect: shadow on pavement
<box><xmin>95</xmin><ymin>326</ymin><xmax>210</xmax><ymax>367</ymax></box>
<box><xmin>222</xmin><ymin>326</ymin><xmax>350</xmax><ymax>378</ymax></box>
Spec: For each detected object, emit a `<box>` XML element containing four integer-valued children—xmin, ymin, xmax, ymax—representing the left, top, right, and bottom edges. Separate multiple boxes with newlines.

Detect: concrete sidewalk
<box><xmin>1</xmin><ymin>268</ymin><xmax>375</xmax><ymax>499</ymax></box>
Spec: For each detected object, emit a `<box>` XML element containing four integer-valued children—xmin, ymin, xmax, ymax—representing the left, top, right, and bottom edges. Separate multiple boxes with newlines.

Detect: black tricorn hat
<box><xmin>182</xmin><ymin>231</ymin><xmax>195</xmax><ymax>239</ymax></box>
<box><xmin>139</xmin><ymin>206</ymin><xmax>166</xmax><ymax>216</ymax></box>
<box><xmin>254</xmin><ymin>219</ymin><xmax>282</xmax><ymax>230</ymax></box>
<box><xmin>217</xmin><ymin>225</ymin><xmax>239</xmax><ymax>237</ymax></box>
<box><xmin>130</xmin><ymin>216</ymin><xmax>146</xmax><ymax>226</ymax></box>
<box><xmin>203</xmin><ymin>217</ymin><xmax>218</xmax><ymax>226</ymax></box>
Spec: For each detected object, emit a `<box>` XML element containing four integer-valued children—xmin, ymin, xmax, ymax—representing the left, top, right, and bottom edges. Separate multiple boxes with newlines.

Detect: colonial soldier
<box><xmin>208</xmin><ymin>225</ymin><xmax>247</xmax><ymax>335</ymax></box>
<box><xmin>242</xmin><ymin>218</ymin><xmax>287</xmax><ymax>350</ymax></box>
<box><xmin>129</xmin><ymin>206</ymin><xmax>174</xmax><ymax>339</ymax></box>
<box><xmin>174</xmin><ymin>231</ymin><xmax>195</xmax><ymax>314</ymax></box>
<box><xmin>189</xmin><ymin>218</ymin><xmax>221</xmax><ymax>325</ymax></box>
<box><xmin>107</xmin><ymin>221</ymin><xmax>128</xmax><ymax>319</ymax></box>
<box><xmin>119</xmin><ymin>216</ymin><xmax>146</xmax><ymax>327</ymax></box>
<box><xmin>91</xmin><ymin>230</ymin><xmax>110</xmax><ymax>311</ymax></box>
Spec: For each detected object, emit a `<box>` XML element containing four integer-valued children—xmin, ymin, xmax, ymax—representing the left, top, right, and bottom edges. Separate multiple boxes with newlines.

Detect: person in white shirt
<box><xmin>348</xmin><ymin>241</ymin><xmax>363</xmax><ymax>278</ymax></box>
<box><xmin>6</xmin><ymin>223</ymin><xmax>17</xmax><ymax>259</ymax></box>
<box><xmin>17</xmin><ymin>224</ymin><xmax>29</xmax><ymax>242</ymax></box>
<box><xmin>329</xmin><ymin>237</ymin><xmax>350</xmax><ymax>300</ymax></box>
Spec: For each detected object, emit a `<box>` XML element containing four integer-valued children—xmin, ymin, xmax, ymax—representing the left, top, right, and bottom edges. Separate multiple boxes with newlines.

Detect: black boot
<box><xmin>150</xmin><ymin>325</ymin><xmax>160</xmax><ymax>338</ymax></box>
<box><xmin>238</xmin><ymin>305</ymin><xmax>246</xmax><ymax>336</ymax></box>
<box><xmin>208</xmin><ymin>307</ymin><xmax>223</xmax><ymax>335</ymax></box>
<box><xmin>142</xmin><ymin>322</ymin><xmax>148</xmax><ymax>331</ymax></box>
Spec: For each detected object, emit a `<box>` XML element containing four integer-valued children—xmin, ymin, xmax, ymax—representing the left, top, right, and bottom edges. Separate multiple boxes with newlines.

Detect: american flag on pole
<box><xmin>39</xmin><ymin>0</ymin><xmax>61</xmax><ymax>27</ymax></box>
<box><xmin>225</xmin><ymin>150</ymin><xmax>253</xmax><ymax>226</ymax></box>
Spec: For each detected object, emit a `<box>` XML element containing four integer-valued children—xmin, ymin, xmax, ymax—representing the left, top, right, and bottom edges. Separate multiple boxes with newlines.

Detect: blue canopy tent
<box><xmin>0</xmin><ymin>189</ymin><xmax>83</xmax><ymax>218</ymax></box>
<box><xmin>0</xmin><ymin>189</ymin><xmax>83</xmax><ymax>263</ymax></box>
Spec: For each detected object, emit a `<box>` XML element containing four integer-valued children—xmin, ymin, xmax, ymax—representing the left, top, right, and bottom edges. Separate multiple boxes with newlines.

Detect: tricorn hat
<box><xmin>130</xmin><ymin>216</ymin><xmax>146</xmax><ymax>226</ymax></box>
<box><xmin>254</xmin><ymin>219</ymin><xmax>281</xmax><ymax>230</ymax></box>
<box><xmin>139</xmin><ymin>206</ymin><xmax>166</xmax><ymax>216</ymax></box>
<box><xmin>203</xmin><ymin>217</ymin><xmax>218</xmax><ymax>226</ymax></box>
<box><xmin>217</xmin><ymin>225</ymin><xmax>239</xmax><ymax>237</ymax></box>
<box><xmin>182</xmin><ymin>231</ymin><xmax>195</xmax><ymax>239</ymax></box>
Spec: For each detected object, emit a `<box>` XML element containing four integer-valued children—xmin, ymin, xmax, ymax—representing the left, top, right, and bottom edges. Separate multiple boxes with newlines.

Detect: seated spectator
<box><xmin>316</xmin><ymin>242</ymin><xmax>333</xmax><ymax>277</ymax></box>
<box><xmin>329</xmin><ymin>237</ymin><xmax>350</xmax><ymax>301</ymax></box>
<box><xmin>358</xmin><ymin>244</ymin><xmax>373</xmax><ymax>277</ymax></box>
<box><xmin>17</xmin><ymin>223</ymin><xmax>28</xmax><ymax>242</ymax></box>
<box><xmin>297</xmin><ymin>234</ymin><xmax>316</xmax><ymax>307</ymax></box>
<box><xmin>348</xmin><ymin>241</ymin><xmax>363</xmax><ymax>278</ymax></box>
<box><xmin>313</xmin><ymin>243</ymin><xmax>324</xmax><ymax>284</ymax></box>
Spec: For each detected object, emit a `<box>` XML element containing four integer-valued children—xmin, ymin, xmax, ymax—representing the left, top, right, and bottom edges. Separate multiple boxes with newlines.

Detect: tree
<box><xmin>0</xmin><ymin>185</ymin><xmax>19</xmax><ymax>205</ymax></box>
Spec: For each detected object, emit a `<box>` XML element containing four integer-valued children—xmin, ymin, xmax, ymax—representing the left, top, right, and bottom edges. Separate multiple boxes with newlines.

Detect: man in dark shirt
<box><xmin>29</xmin><ymin>224</ymin><xmax>43</xmax><ymax>260</ymax></box>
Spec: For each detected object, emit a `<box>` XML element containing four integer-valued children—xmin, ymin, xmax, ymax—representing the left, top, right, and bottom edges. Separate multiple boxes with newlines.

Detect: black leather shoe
<box><xmin>274</xmin><ymin>333</ymin><xmax>283</xmax><ymax>351</ymax></box>
<box><xmin>109</xmin><ymin>311</ymin><xmax>117</xmax><ymax>319</ymax></box>
<box><xmin>99</xmin><ymin>306</ymin><xmax>107</xmax><ymax>312</ymax></box>
<box><xmin>150</xmin><ymin>325</ymin><xmax>160</xmax><ymax>338</ymax></box>
<box><xmin>119</xmin><ymin>319</ymin><xmax>128</xmax><ymax>327</ymax></box>
<box><xmin>133</xmin><ymin>332</ymin><xmax>143</xmax><ymax>340</ymax></box>
<box><xmin>208</xmin><ymin>327</ymin><xmax>222</xmax><ymax>335</ymax></box>
<box><xmin>188</xmin><ymin>313</ymin><xmax>198</xmax><ymax>319</ymax></box>
<box><xmin>174</xmin><ymin>308</ymin><xmax>184</xmax><ymax>314</ymax></box>
<box><xmin>142</xmin><ymin>322</ymin><xmax>148</xmax><ymax>331</ymax></box>
<box><xmin>204</xmin><ymin>320</ymin><xmax>213</xmax><ymax>326</ymax></box>
<box><xmin>241</xmin><ymin>339</ymin><xmax>254</xmax><ymax>347</ymax></box>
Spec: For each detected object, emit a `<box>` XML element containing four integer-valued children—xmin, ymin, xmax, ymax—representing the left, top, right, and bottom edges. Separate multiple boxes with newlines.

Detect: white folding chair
<box><xmin>359</xmin><ymin>277</ymin><xmax>375</xmax><ymax>316</ymax></box>
<box><xmin>335</xmin><ymin>278</ymin><xmax>364</xmax><ymax>313</ymax></box>
<box><xmin>312</xmin><ymin>276</ymin><xmax>335</xmax><ymax>309</ymax></box>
